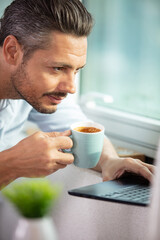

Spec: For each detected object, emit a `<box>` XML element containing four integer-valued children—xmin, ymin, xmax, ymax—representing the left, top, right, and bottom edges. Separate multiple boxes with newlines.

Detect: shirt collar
<box><xmin>0</xmin><ymin>99</ymin><xmax>10</xmax><ymax>111</ymax></box>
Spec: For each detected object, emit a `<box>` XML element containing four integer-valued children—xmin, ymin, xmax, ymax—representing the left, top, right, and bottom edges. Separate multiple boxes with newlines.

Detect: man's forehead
<box><xmin>48</xmin><ymin>31</ymin><xmax>87</xmax><ymax>54</ymax></box>
<box><xmin>29</xmin><ymin>32</ymin><xmax>87</xmax><ymax>68</ymax></box>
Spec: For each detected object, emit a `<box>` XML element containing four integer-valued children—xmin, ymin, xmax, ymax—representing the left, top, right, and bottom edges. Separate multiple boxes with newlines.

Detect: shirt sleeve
<box><xmin>28</xmin><ymin>96</ymin><xmax>90</xmax><ymax>132</ymax></box>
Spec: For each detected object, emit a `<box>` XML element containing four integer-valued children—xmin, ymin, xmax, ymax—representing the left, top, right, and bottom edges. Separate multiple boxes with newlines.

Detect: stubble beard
<box><xmin>10</xmin><ymin>63</ymin><xmax>59</xmax><ymax>114</ymax></box>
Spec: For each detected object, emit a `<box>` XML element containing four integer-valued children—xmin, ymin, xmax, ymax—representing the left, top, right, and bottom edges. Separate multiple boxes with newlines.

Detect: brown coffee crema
<box><xmin>74</xmin><ymin>126</ymin><xmax>101</xmax><ymax>133</ymax></box>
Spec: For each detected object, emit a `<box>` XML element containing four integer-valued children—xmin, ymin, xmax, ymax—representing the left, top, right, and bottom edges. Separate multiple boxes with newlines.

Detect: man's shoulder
<box><xmin>0</xmin><ymin>99</ymin><xmax>33</xmax><ymax>117</ymax></box>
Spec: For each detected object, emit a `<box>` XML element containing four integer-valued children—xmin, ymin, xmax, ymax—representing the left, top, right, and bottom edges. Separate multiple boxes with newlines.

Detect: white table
<box><xmin>50</xmin><ymin>165</ymin><xmax>150</xmax><ymax>240</ymax></box>
<box><xmin>0</xmin><ymin>164</ymin><xmax>150</xmax><ymax>240</ymax></box>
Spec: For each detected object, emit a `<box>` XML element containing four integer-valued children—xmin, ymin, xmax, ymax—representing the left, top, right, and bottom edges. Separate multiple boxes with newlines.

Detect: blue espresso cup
<box><xmin>70</xmin><ymin>121</ymin><xmax>105</xmax><ymax>168</ymax></box>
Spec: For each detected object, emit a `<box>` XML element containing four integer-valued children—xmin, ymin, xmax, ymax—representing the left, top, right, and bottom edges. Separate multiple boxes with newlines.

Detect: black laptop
<box><xmin>68</xmin><ymin>172</ymin><xmax>151</xmax><ymax>207</ymax></box>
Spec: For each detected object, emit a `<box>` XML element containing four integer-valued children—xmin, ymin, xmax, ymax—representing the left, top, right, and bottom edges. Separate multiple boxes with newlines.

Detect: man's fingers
<box><xmin>140</xmin><ymin>161</ymin><xmax>155</xmax><ymax>174</ymax></box>
<box><xmin>54</xmin><ymin>163</ymin><xmax>68</xmax><ymax>170</ymax></box>
<box><xmin>53</xmin><ymin>136</ymin><xmax>73</xmax><ymax>150</ymax></box>
<box><xmin>124</xmin><ymin>158</ymin><xmax>153</xmax><ymax>182</ymax></box>
<box><xmin>61</xmin><ymin>130</ymin><xmax>72</xmax><ymax>136</ymax></box>
<box><xmin>134</xmin><ymin>164</ymin><xmax>152</xmax><ymax>182</ymax></box>
<box><xmin>56</xmin><ymin>152</ymin><xmax>74</xmax><ymax>165</ymax></box>
<box><xmin>46</xmin><ymin>130</ymin><xmax>71</xmax><ymax>138</ymax></box>
<box><xmin>101</xmin><ymin>157</ymin><xmax>154</xmax><ymax>182</ymax></box>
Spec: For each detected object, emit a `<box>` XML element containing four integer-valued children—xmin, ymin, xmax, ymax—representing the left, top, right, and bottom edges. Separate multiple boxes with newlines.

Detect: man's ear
<box><xmin>3</xmin><ymin>35</ymin><xmax>23</xmax><ymax>66</ymax></box>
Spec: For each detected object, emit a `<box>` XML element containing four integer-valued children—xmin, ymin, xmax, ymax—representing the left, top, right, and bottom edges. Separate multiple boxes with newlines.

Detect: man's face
<box><xmin>11</xmin><ymin>32</ymin><xmax>87</xmax><ymax>113</ymax></box>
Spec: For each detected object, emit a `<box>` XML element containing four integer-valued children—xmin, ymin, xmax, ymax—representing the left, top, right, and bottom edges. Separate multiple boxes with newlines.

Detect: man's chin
<box><xmin>34</xmin><ymin>105</ymin><xmax>58</xmax><ymax>114</ymax></box>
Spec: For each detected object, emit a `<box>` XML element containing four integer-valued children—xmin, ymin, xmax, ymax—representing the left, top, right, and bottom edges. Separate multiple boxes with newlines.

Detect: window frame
<box><xmin>78</xmin><ymin>82</ymin><xmax>160</xmax><ymax>158</ymax></box>
<box><xmin>79</xmin><ymin>0</ymin><xmax>160</xmax><ymax>158</ymax></box>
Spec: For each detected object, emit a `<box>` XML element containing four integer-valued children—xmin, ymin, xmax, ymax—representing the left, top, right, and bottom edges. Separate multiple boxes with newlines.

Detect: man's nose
<box><xmin>58</xmin><ymin>74</ymin><xmax>76</xmax><ymax>94</ymax></box>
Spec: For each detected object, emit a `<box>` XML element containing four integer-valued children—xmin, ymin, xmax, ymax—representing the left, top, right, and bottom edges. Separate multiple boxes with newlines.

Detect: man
<box><xmin>0</xmin><ymin>0</ymin><xmax>154</xmax><ymax>188</ymax></box>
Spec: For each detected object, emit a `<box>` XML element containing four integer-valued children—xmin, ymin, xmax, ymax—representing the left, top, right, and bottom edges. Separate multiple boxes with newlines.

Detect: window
<box><xmin>80</xmin><ymin>0</ymin><xmax>160</xmax><ymax>157</ymax></box>
<box><xmin>0</xmin><ymin>0</ymin><xmax>12</xmax><ymax>17</ymax></box>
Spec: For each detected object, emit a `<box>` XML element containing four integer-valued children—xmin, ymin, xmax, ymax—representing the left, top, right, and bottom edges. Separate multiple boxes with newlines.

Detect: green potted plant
<box><xmin>2</xmin><ymin>178</ymin><xmax>62</xmax><ymax>240</ymax></box>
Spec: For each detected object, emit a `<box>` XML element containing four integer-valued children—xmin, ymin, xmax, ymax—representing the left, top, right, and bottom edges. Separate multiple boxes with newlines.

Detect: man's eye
<box><xmin>53</xmin><ymin>67</ymin><xmax>64</xmax><ymax>71</ymax></box>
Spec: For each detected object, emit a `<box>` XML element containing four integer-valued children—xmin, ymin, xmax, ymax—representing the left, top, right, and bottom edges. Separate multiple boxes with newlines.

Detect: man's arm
<box><xmin>93</xmin><ymin>137</ymin><xmax>154</xmax><ymax>182</ymax></box>
<box><xmin>0</xmin><ymin>130</ymin><xmax>73</xmax><ymax>189</ymax></box>
<box><xmin>28</xmin><ymin>99</ymin><xmax>154</xmax><ymax>182</ymax></box>
<box><xmin>0</xmin><ymin>149</ymin><xmax>17</xmax><ymax>188</ymax></box>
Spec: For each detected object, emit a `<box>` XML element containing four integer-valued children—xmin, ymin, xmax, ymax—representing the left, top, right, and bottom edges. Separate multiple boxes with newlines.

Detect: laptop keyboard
<box><xmin>101</xmin><ymin>185</ymin><xmax>150</xmax><ymax>204</ymax></box>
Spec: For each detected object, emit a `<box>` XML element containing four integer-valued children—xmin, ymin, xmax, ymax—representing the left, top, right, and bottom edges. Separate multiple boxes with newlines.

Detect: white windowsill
<box><xmin>80</xmin><ymin>103</ymin><xmax>160</xmax><ymax>158</ymax></box>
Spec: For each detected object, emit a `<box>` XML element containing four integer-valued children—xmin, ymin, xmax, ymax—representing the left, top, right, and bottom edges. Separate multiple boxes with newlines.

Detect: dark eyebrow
<box><xmin>77</xmin><ymin>65</ymin><xmax>86</xmax><ymax>70</ymax></box>
<box><xmin>50</xmin><ymin>61</ymin><xmax>86</xmax><ymax>70</ymax></box>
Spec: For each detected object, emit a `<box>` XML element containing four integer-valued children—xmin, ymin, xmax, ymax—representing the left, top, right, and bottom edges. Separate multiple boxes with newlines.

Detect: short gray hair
<box><xmin>0</xmin><ymin>0</ymin><xmax>93</xmax><ymax>60</ymax></box>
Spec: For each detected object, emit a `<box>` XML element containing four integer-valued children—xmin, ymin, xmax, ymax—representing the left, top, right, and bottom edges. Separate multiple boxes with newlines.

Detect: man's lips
<box><xmin>47</xmin><ymin>95</ymin><xmax>65</xmax><ymax>104</ymax></box>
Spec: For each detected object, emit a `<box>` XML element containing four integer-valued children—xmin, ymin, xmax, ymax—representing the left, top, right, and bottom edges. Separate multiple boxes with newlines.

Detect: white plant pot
<box><xmin>12</xmin><ymin>216</ymin><xmax>58</xmax><ymax>240</ymax></box>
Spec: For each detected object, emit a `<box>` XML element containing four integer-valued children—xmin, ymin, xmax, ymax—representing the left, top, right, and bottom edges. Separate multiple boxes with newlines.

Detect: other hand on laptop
<box><xmin>93</xmin><ymin>137</ymin><xmax>155</xmax><ymax>182</ymax></box>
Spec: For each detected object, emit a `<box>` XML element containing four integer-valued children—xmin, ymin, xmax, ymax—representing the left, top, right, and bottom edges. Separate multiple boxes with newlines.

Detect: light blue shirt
<box><xmin>0</xmin><ymin>96</ymin><xmax>88</xmax><ymax>151</ymax></box>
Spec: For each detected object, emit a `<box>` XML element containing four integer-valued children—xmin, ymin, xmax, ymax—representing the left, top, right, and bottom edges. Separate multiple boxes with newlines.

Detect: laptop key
<box><xmin>100</xmin><ymin>185</ymin><xmax>150</xmax><ymax>203</ymax></box>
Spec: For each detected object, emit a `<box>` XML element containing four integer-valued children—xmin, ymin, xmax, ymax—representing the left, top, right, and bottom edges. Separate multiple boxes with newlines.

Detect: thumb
<box><xmin>46</xmin><ymin>130</ymin><xmax>71</xmax><ymax>138</ymax></box>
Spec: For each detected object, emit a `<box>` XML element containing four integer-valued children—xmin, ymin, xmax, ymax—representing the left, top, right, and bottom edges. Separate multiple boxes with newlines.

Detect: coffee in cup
<box><xmin>73</xmin><ymin>126</ymin><xmax>101</xmax><ymax>133</ymax></box>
